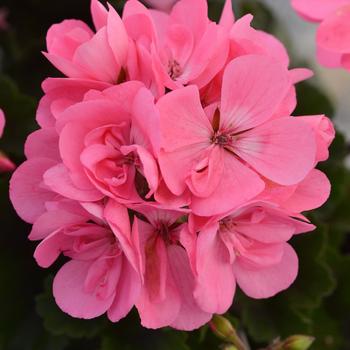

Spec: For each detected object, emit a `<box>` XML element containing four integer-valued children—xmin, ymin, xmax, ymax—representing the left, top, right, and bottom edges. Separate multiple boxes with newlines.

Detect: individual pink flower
<box><xmin>0</xmin><ymin>109</ymin><xmax>15</xmax><ymax>172</ymax></box>
<box><xmin>43</xmin><ymin>83</ymin><xmax>160</xmax><ymax>204</ymax></box>
<box><xmin>127</xmin><ymin>205</ymin><xmax>211</xmax><ymax>330</ymax></box>
<box><xmin>158</xmin><ymin>55</ymin><xmax>316</xmax><ymax>216</ymax></box>
<box><xmin>44</xmin><ymin>0</ymin><xmax>129</xmax><ymax>83</ymax></box>
<box><xmin>123</xmin><ymin>0</ymin><xmax>229</xmax><ymax>96</ymax></box>
<box><xmin>189</xmin><ymin>202</ymin><xmax>315</xmax><ymax>314</ymax></box>
<box><xmin>32</xmin><ymin>199</ymin><xmax>141</xmax><ymax>321</ymax></box>
<box><xmin>291</xmin><ymin>0</ymin><xmax>350</xmax><ymax>70</ymax></box>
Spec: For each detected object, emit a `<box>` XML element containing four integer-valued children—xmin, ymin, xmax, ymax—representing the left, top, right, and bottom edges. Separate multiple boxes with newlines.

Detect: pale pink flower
<box><xmin>128</xmin><ymin>205</ymin><xmax>211</xmax><ymax>330</ymax></box>
<box><xmin>43</xmin><ymin>83</ymin><xmax>160</xmax><ymax>204</ymax></box>
<box><xmin>44</xmin><ymin>0</ymin><xmax>128</xmax><ymax>83</ymax></box>
<box><xmin>31</xmin><ymin>199</ymin><xmax>141</xmax><ymax>321</ymax></box>
<box><xmin>292</xmin><ymin>0</ymin><xmax>350</xmax><ymax>70</ymax></box>
<box><xmin>123</xmin><ymin>0</ymin><xmax>229</xmax><ymax>96</ymax></box>
<box><xmin>0</xmin><ymin>109</ymin><xmax>15</xmax><ymax>172</ymax></box>
<box><xmin>190</xmin><ymin>202</ymin><xmax>315</xmax><ymax>314</ymax></box>
<box><xmin>158</xmin><ymin>55</ymin><xmax>316</xmax><ymax>216</ymax></box>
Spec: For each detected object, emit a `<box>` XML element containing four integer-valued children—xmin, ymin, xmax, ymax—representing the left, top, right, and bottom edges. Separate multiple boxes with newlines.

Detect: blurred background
<box><xmin>0</xmin><ymin>1</ymin><xmax>349</xmax><ymax>349</ymax></box>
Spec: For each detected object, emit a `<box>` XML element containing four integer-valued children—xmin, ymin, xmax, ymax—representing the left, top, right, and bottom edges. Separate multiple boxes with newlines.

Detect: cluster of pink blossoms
<box><xmin>10</xmin><ymin>0</ymin><xmax>335</xmax><ymax>330</ymax></box>
<box><xmin>292</xmin><ymin>0</ymin><xmax>350</xmax><ymax>70</ymax></box>
<box><xmin>0</xmin><ymin>109</ymin><xmax>15</xmax><ymax>172</ymax></box>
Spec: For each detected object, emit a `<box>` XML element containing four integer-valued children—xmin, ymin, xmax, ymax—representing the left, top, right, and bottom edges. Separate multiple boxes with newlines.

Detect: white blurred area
<box><xmin>261</xmin><ymin>0</ymin><xmax>350</xmax><ymax>141</ymax></box>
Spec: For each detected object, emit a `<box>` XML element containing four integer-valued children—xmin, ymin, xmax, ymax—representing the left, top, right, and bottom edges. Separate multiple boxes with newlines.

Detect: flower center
<box><xmin>212</xmin><ymin>132</ymin><xmax>231</xmax><ymax>146</ymax></box>
<box><xmin>168</xmin><ymin>59</ymin><xmax>182</xmax><ymax>80</ymax></box>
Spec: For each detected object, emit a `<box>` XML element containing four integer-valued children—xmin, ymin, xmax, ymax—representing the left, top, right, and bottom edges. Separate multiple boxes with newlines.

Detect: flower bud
<box><xmin>210</xmin><ymin>315</ymin><xmax>236</xmax><ymax>341</ymax></box>
<box><xmin>282</xmin><ymin>335</ymin><xmax>315</xmax><ymax>350</ymax></box>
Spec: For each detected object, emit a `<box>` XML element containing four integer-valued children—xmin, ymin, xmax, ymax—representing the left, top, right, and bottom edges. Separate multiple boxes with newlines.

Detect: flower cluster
<box><xmin>10</xmin><ymin>0</ymin><xmax>334</xmax><ymax>330</ymax></box>
<box><xmin>292</xmin><ymin>0</ymin><xmax>350</xmax><ymax>70</ymax></box>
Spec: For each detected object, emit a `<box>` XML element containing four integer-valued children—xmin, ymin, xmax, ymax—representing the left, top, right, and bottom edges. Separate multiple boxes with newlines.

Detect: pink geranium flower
<box><xmin>158</xmin><ymin>55</ymin><xmax>316</xmax><ymax>216</ymax></box>
<box><xmin>190</xmin><ymin>202</ymin><xmax>315</xmax><ymax>314</ymax></box>
<box><xmin>292</xmin><ymin>0</ymin><xmax>350</xmax><ymax>70</ymax></box>
<box><xmin>44</xmin><ymin>0</ymin><xmax>128</xmax><ymax>83</ymax></box>
<box><xmin>43</xmin><ymin>83</ymin><xmax>160</xmax><ymax>204</ymax></box>
<box><xmin>128</xmin><ymin>205</ymin><xmax>211</xmax><ymax>330</ymax></box>
<box><xmin>123</xmin><ymin>0</ymin><xmax>229</xmax><ymax>96</ymax></box>
<box><xmin>32</xmin><ymin>199</ymin><xmax>141</xmax><ymax>321</ymax></box>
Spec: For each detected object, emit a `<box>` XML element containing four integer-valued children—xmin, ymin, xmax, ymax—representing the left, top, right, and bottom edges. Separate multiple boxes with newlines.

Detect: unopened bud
<box><xmin>210</xmin><ymin>316</ymin><xmax>247</xmax><ymax>350</ymax></box>
<box><xmin>222</xmin><ymin>345</ymin><xmax>238</xmax><ymax>350</ymax></box>
<box><xmin>211</xmin><ymin>315</ymin><xmax>236</xmax><ymax>341</ymax></box>
<box><xmin>282</xmin><ymin>335</ymin><xmax>315</xmax><ymax>350</ymax></box>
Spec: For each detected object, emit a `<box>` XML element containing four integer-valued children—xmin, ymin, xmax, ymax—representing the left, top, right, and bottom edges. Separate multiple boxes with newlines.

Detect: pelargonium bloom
<box><xmin>291</xmin><ymin>0</ymin><xmax>350</xmax><ymax>70</ymax></box>
<box><xmin>127</xmin><ymin>205</ymin><xmax>211</xmax><ymax>330</ymax></box>
<box><xmin>123</xmin><ymin>0</ymin><xmax>229</xmax><ymax>96</ymax></box>
<box><xmin>190</xmin><ymin>202</ymin><xmax>316</xmax><ymax>314</ymax></box>
<box><xmin>44</xmin><ymin>0</ymin><xmax>128</xmax><ymax>83</ymax></box>
<box><xmin>158</xmin><ymin>55</ymin><xmax>316</xmax><ymax>216</ymax></box>
<box><xmin>44</xmin><ymin>83</ymin><xmax>160</xmax><ymax>204</ymax></box>
<box><xmin>33</xmin><ymin>199</ymin><xmax>141</xmax><ymax>321</ymax></box>
<box><xmin>9</xmin><ymin>0</ymin><xmax>335</xmax><ymax>332</ymax></box>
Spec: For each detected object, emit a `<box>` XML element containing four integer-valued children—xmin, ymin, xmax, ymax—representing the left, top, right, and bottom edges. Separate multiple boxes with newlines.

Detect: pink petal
<box><xmin>25</xmin><ymin>128</ymin><xmax>60</xmax><ymax>161</ymax></box>
<box><xmin>43</xmin><ymin>163</ymin><xmax>103</xmax><ymax>201</ymax></box>
<box><xmin>220</xmin><ymin>55</ymin><xmax>291</xmax><ymax>132</ymax></box>
<box><xmin>168</xmin><ymin>245</ymin><xmax>212</xmax><ymax>330</ymax></box>
<box><xmin>131</xmin><ymin>87</ymin><xmax>160</xmax><ymax>155</ymax></box>
<box><xmin>158</xmin><ymin>85</ymin><xmax>212</xmax><ymax>152</ymax></box>
<box><xmin>298</xmin><ymin>115</ymin><xmax>335</xmax><ymax>162</ymax></box>
<box><xmin>10</xmin><ymin>158</ymin><xmax>58</xmax><ymax>223</ymax></box>
<box><xmin>43</xmin><ymin>52</ymin><xmax>88</xmax><ymax>79</ymax></box>
<box><xmin>90</xmin><ymin>0</ymin><xmax>108</xmax><ymax>30</ymax></box>
<box><xmin>317</xmin><ymin>5</ymin><xmax>350</xmax><ymax>54</ymax></box>
<box><xmin>29</xmin><ymin>208</ymin><xmax>87</xmax><ymax>241</ymax></box>
<box><xmin>317</xmin><ymin>45</ymin><xmax>344</xmax><ymax>67</ymax></box>
<box><xmin>53</xmin><ymin>259</ymin><xmax>115</xmax><ymax>319</ymax></box>
<box><xmin>234</xmin><ymin>117</ymin><xmax>316</xmax><ymax>185</ymax></box>
<box><xmin>234</xmin><ymin>243</ymin><xmax>298</xmax><ymax>298</ymax></box>
<box><xmin>185</xmin><ymin>146</ymin><xmax>224</xmax><ymax>198</ymax></box>
<box><xmin>46</xmin><ymin>20</ymin><xmax>93</xmax><ymax>59</ymax></box>
<box><xmin>291</xmin><ymin>0</ymin><xmax>350</xmax><ymax>22</ymax></box>
<box><xmin>136</xmin><ymin>239</ymin><xmax>181</xmax><ymax>329</ymax></box>
<box><xmin>194</xmin><ymin>224</ymin><xmax>235</xmax><ymax>314</ymax></box>
<box><xmin>159</xmin><ymin>143</ymin><xmax>209</xmax><ymax>196</ymax></box>
<box><xmin>73</xmin><ymin>27</ymin><xmax>120</xmax><ymax>82</ymax></box>
<box><xmin>107</xmin><ymin>3</ymin><xmax>129</xmax><ymax>66</ymax></box>
<box><xmin>233</xmin><ymin>206</ymin><xmax>297</xmax><ymax>243</ymax></box>
<box><xmin>229</xmin><ymin>15</ymin><xmax>289</xmax><ymax>68</ymax></box>
<box><xmin>34</xmin><ymin>230</ymin><xmax>72</xmax><ymax>268</ymax></box>
<box><xmin>190</xmin><ymin>152</ymin><xmax>265</xmax><ymax>216</ymax></box>
<box><xmin>0</xmin><ymin>108</ymin><xmax>5</xmax><ymax>137</ymax></box>
<box><xmin>171</xmin><ymin>0</ymin><xmax>208</xmax><ymax>43</ymax></box>
<box><xmin>219</xmin><ymin>0</ymin><xmax>235</xmax><ymax>30</ymax></box>
<box><xmin>107</xmin><ymin>255</ymin><xmax>141</xmax><ymax>322</ymax></box>
<box><xmin>282</xmin><ymin>169</ymin><xmax>331</xmax><ymax>212</ymax></box>
<box><xmin>185</xmin><ymin>23</ymin><xmax>229</xmax><ymax>88</ymax></box>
